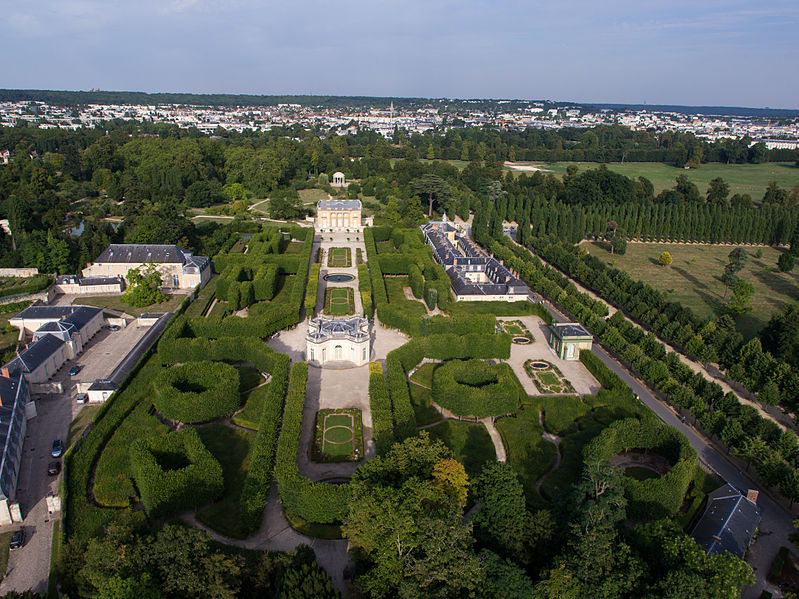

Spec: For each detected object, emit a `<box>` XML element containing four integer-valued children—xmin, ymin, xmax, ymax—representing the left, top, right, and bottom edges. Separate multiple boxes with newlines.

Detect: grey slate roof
<box><xmin>307</xmin><ymin>317</ymin><xmax>369</xmax><ymax>342</ymax></box>
<box><xmin>0</xmin><ymin>372</ymin><xmax>27</xmax><ymax>501</ymax></box>
<box><xmin>691</xmin><ymin>484</ymin><xmax>762</xmax><ymax>557</ymax></box>
<box><xmin>94</xmin><ymin>244</ymin><xmax>191</xmax><ymax>264</ymax></box>
<box><xmin>6</xmin><ymin>334</ymin><xmax>65</xmax><ymax>374</ymax></box>
<box><xmin>551</xmin><ymin>322</ymin><xmax>592</xmax><ymax>339</ymax></box>
<box><xmin>318</xmin><ymin>200</ymin><xmax>362</xmax><ymax>211</ymax></box>
<box><xmin>88</xmin><ymin>379</ymin><xmax>118</xmax><ymax>391</ymax></box>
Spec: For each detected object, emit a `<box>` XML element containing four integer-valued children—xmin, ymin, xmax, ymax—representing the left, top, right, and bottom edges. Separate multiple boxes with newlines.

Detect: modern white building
<box><xmin>306</xmin><ymin>317</ymin><xmax>371</xmax><ymax>367</ymax></box>
<box><xmin>82</xmin><ymin>244</ymin><xmax>211</xmax><ymax>291</ymax></box>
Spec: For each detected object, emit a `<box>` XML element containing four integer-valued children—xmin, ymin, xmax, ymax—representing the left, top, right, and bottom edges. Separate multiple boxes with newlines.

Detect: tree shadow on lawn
<box><xmin>672</xmin><ymin>266</ymin><xmax>711</xmax><ymax>292</ymax></box>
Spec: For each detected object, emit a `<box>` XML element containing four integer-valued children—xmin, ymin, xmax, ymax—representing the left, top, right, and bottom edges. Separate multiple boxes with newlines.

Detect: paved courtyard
<box><xmin>499</xmin><ymin>315</ymin><xmax>600</xmax><ymax>396</ymax></box>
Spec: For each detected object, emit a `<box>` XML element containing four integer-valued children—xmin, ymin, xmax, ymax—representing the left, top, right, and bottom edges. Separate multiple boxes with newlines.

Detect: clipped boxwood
<box><xmin>153</xmin><ymin>361</ymin><xmax>240</xmax><ymax>423</ymax></box>
<box><xmin>583</xmin><ymin>418</ymin><xmax>697</xmax><ymax>520</ymax></box>
<box><xmin>130</xmin><ymin>428</ymin><xmax>223</xmax><ymax>518</ymax></box>
<box><xmin>368</xmin><ymin>362</ymin><xmax>394</xmax><ymax>454</ymax></box>
<box><xmin>431</xmin><ymin>359</ymin><xmax>521</xmax><ymax>418</ymax></box>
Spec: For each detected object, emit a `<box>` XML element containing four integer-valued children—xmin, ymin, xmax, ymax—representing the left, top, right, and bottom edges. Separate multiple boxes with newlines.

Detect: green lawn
<box><xmin>385</xmin><ymin>276</ymin><xmax>428</xmax><ymax>315</ymax></box>
<box><xmin>507</xmin><ymin>161</ymin><xmax>799</xmax><ymax>200</ymax></box>
<box><xmin>313</xmin><ymin>409</ymin><xmax>363</xmax><ymax>461</ymax></box>
<box><xmin>409</xmin><ymin>385</ymin><xmax>442</xmax><ymax>426</ymax></box>
<box><xmin>579</xmin><ymin>240</ymin><xmax>799</xmax><ymax>338</ymax></box>
<box><xmin>195</xmin><ymin>425</ymin><xmax>257</xmax><ymax>539</ymax></box>
<box><xmin>425</xmin><ymin>420</ymin><xmax>496</xmax><ymax>476</ymax></box>
<box><xmin>283</xmin><ymin>242</ymin><xmax>305</xmax><ymax>254</ymax></box>
<box><xmin>0</xmin><ymin>531</ymin><xmax>12</xmax><ymax>581</ymax></box>
<box><xmin>237</xmin><ymin>366</ymin><xmax>264</xmax><ymax>393</ymax></box>
<box><xmin>233</xmin><ymin>378</ymin><xmax>277</xmax><ymax>430</ymax></box>
<box><xmin>445</xmin><ymin>300</ymin><xmax>535</xmax><ymax>317</ymax></box>
<box><xmin>324</xmin><ymin>287</ymin><xmax>355</xmax><ymax>315</ymax></box>
<box><xmin>299</xmin><ymin>188</ymin><xmax>328</xmax><ymax>205</ymax></box>
<box><xmin>76</xmin><ymin>293</ymin><xmax>187</xmax><ymax>317</ymax></box>
<box><xmin>410</xmin><ymin>363</ymin><xmax>438</xmax><ymax>388</ymax></box>
<box><xmin>67</xmin><ymin>405</ymin><xmax>102</xmax><ymax>448</ymax></box>
<box><xmin>625</xmin><ymin>466</ymin><xmax>660</xmax><ymax>481</ymax></box>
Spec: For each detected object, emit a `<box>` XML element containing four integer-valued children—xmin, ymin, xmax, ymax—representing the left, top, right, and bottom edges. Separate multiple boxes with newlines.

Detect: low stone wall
<box><xmin>0</xmin><ymin>268</ymin><xmax>39</xmax><ymax>277</ymax></box>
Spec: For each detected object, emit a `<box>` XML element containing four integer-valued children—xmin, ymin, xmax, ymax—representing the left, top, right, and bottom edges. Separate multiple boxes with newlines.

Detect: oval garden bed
<box><xmin>153</xmin><ymin>361</ymin><xmax>240</xmax><ymax>424</ymax></box>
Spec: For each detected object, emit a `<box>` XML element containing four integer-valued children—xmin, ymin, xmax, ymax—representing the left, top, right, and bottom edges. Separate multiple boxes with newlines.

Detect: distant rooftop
<box><xmin>94</xmin><ymin>244</ymin><xmax>193</xmax><ymax>264</ymax></box>
<box><xmin>550</xmin><ymin>322</ymin><xmax>592</xmax><ymax>338</ymax></box>
<box><xmin>317</xmin><ymin>199</ymin><xmax>362</xmax><ymax>211</ymax></box>
<box><xmin>307</xmin><ymin>317</ymin><xmax>369</xmax><ymax>342</ymax></box>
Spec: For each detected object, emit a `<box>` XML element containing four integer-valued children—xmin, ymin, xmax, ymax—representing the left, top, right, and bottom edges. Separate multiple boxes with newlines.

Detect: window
<box><xmin>363</xmin><ymin>348</ymin><xmax>367</xmax><ymax>360</ymax></box>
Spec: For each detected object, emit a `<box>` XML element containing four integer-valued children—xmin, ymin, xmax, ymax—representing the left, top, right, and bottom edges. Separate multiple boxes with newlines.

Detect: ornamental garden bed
<box><xmin>524</xmin><ymin>360</ymin><xmax>575</xmax><ymax>394</ymax></box>
<box><xmin>499</xmin><ymin>319</ymin><xmax>534</xmax><ymax>342</ymax></box>
<box><xmin>312</xmin><ymin>408</ymin><xmax>363</xmax><ymax>462</ymax></box>
<box><xmin>324</xmin><ymin>287</ymin><xmax>355</xmax><ymax>316</ymax></box>
<box><xmin>431</xmin><ymin>359</ymin><xmax>523</xmax><ymax>418</ymax></box>
<box><xmin>327</xmin><ymin>247</ymin><xmax>352</xmax><ymax>268</ymax></box>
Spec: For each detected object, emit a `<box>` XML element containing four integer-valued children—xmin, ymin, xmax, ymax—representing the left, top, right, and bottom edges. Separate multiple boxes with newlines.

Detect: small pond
<box><xmin>529</xmin><ymin>361</ymin><xmax>550</xmax><ymax>370</ymax></box>
<box><xmin>512</xmin><ymin>337</ymin><xmax>532</xmax><ymax>345</ymax></box>
<box><xmin>324</xmin><ymin>273</ymin><xmax>354</xmax><ymax>282</ymax></box>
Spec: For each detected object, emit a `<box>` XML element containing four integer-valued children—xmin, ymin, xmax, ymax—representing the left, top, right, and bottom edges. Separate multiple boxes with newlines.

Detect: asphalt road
<box><xmin>543</xmin><ymin>301</ymin><xmax>794</xmax><ymax>598</ymax></box>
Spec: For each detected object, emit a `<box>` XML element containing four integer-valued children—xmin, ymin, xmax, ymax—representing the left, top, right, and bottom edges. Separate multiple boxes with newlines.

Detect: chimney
<box><xmin>746</xmin><ymin>489</ymin><xmax>759</xmax><ymax>504</ymax></box>
<box><xmin>1</xmin><ymin>367</ymin><xmax>9</xmax><ymax>378</ymax></box>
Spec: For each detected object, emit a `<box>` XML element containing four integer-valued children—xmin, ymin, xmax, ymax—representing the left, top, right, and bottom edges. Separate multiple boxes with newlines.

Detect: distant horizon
<box><xmin>3</xmin><ymin>88</ymin><xmax>798</xmax><ymax>113</ymax></box>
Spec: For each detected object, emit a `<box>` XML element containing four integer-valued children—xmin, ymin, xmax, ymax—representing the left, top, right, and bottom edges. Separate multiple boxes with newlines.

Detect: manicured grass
<box><xmin>625</xmin><ymin>466</ymin><xmax>660</xmax><ymax>481</ymax></box>
<box><xmin>327</xmin><ymin>247</ymin><xmax>352</xmax><ymax>268</ymax></box>
<box><xmin>508</xmin><ymin>161</ymin><xmax>799</xmax><ymax>200</ymax></box>
<box><xmin>410</xmin><ymin>363</ymin><xmax>438</xmax><ymax>388</ymax></box>
<box><xmin>207</xmin><ymin>300</ymin><xmax>229</xmax><ymax>318</ymax></box>
<box><xmin>496</xmin><ymin>405</ymin><xmax>557</xmax><ymax>509</ymax></box>
<box><xmin>446</xmin><ymin>300</ymin><xmax>535</xmax><ymax>316</ymax></box>
<box><xmin>409</xmin><ymin>385</ymin><xmax>442</xmax><ymax>426</ymax></box>
<box><xmin>579</xmin><ymin>240</ymin><xmax>799</xmax><ymax>338</ymax></box>
<box><xmin>184</xmin><ymin>276</ymin><xmax>218</xmax><ymax>318</ymax></box>
<box><xmin>313</xmin><ymin>408</ymin><xmax>363</xmax><ymax>462</ymax></box>
<box><xmin>195</xmin><ymin>424</ymin><xmax>257</xmax><ymax>539</ymax></box>
<box><xmin>76</xmin><ymin>293</ymin><xmax>186</xmax><ymax>316</ymax></box>
<box><xmin>0</xmin><ymin>531</ymin><xmax>11</xmax><ymax>581</ymax></box>
<box><xmin>283</xmin><ymin>242</ymin><xmax>305</xmax><ymax>254</ymax></box>
<box><xmin>324</xmin><ymin>287</ymin><xmax>355</xmax><ymax>315</ymax></box>
<box><xmin>298</xmin><ymin>187</ymin><xmax>328</xmax><ymax>205</ymax></box>
<box><xmin>67</xmin><ymin>404</ymin><xmax>102</xmax><ymax>448</ymax></box>
<box><xmin>385</xmin><ymin>276</ymin><xmax>428</xmax><ymax>315</ymax></box>
<box><xmin>524</xmin><ymin>360</ymin><xmax>576</xmax><ymax>394</ymax></box>
<box><xmin>425</xmin><ymin>420</ymin><xmax>496</xmax><ymax>476</ymax></box>
<box><xmin>500</xmin><ymin>320</ymin><xmax>533</xmax><ymax>340</ymax></box>
<box><xmin>237</xmin><ymin>365</ymin><xmax>264</xmax><ymax>393</ymax></box>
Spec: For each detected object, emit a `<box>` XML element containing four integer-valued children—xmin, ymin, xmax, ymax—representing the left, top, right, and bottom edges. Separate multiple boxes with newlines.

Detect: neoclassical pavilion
<box><xmin>306</xmin><ymin>317</ymin><xmax>371</xmax><ymax>367</ymax></box>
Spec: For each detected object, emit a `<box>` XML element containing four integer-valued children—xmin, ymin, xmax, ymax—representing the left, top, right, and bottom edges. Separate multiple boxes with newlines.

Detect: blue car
<box><xmin>51</xmin><ymin>439</ymin><xmax>63</xmax><ymax>458</ymax></box>
<box><xmin>68</xmin><ymin>365</ymin><xmax>81</xmax><ymax>376</ymax></box>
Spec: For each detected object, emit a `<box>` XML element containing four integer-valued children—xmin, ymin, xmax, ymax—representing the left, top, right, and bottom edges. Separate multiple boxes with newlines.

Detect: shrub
<box><xmin>431</xmin><ymin>359</ymin><xmax>521</xmax><ymax>418</ymax></box>
<box><xmin>358</xmin><ymin>263</ymin><xmax>372</xmax><ymax>317</ymax></box>
<box><xmin>153</xmin><ymin>361</ymin><xmax>240</xmax><ymax>423</ymax></box>
<box><xmin>129</xmin><ymin>428</ymin><xmax>223</xmax><ymax>519</ymax></box>
<box><xmin>368</xmin><ymin>362</ymin><xmax>394</xmax><ymax>454</ymax></box>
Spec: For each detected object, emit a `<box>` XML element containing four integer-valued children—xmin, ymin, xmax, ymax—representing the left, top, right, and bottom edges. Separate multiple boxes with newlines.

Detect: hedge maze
<box><xmin>153</xmin><ymin>361</ymin><xmax>240</xmax><ymax>424</ymax></box>
<box><xmin>431</xmin><ymin>359</ymin><xmax>523</xmax><ymax>418</ymax></box>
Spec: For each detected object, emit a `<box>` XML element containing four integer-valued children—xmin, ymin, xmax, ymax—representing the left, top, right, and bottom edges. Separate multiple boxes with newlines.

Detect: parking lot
<box><xmin>0</xmin><ymin>319</ymin><xmax>151</xmax><ymax>594</ymax></box>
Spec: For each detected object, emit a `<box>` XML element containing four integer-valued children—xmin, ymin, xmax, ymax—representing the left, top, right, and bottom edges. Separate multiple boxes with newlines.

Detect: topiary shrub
<box><xmin>130</xmin><ymin>428</ymin><xmax>223</xmax><ymax>518</ymax></box>
<box><xmin>153</xmin><ymin>361</ymin><xmax>240</xmax><ymax>423</ymax></box>
<box><xmin>431</xmin><ymin>359</ymin><xmax>521</xmax><ymax>418</ymax></box>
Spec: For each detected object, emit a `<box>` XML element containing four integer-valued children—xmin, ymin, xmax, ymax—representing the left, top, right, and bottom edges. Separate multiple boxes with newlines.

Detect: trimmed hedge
<box><xmin>239</xmin><ymin>351</ymin><xmax>290</xmax><ymax>531</ymax></box>
<box><xmin>153</xmin><ymin>361</ymin><xmax>240</xmax><ymax>423</ymax></box>
<box><xmin>386</xmin><ymin>356</ymin><xmax>417</xmax><ymax>440</ymax></box>
<box><xmin>368</xmin><ymin>362</ymin><xmax>395</xmax><ymax>454</ymax></box>
<box><xmin>0</xmin><ymin>274</ymin><xmax>52</xmax><ymax>299</ymax></box>
<box><xmin>130</xmin><ymin>428</ymin><xmax>223</xmax><ymax>519</ymax></box>
<box><xmin>306</xmin><ymin>263</ymin><xmax>321</xmax><ymax>318</ymax></box>
<box><xmin>357</xmin><ymin>263</ymin><xmax>372</xmax><ymax>317</ymax></box>
<box><xmin>583</xmin><ymin>418</ymin><xmax>697</xmax><ymax>520</ymax></box>
<box><xmin>275</xmin><ymin>362</ymin><xmax>350</xmax><ymax>524</ymax></box>
<box><xmin>431</xmin><ymin>359</ymin><xmax>521</xmax><ymax>418</ymax></box>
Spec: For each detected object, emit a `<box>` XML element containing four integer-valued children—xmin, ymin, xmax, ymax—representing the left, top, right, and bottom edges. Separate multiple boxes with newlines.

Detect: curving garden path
<box><xmin>534</xmin><ymin>410</ymin><xmax>562</xmax><ymax>495</ymax></box>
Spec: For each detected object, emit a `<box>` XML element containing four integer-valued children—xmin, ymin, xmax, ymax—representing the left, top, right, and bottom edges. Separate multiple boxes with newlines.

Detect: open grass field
<box><xmin>299</xmin><ymin>188</ymin><xmax>328</xmax><ymax>205</ymax></box>
<box><xmin>313</xmin><ymin>408</ymin><xmax>363</xmax><ymax>461</ymax></box>
<box><xmin>327</xmin><ymin>247</ymin><xmax>352</xmax><ymax>268</ymax></box>
<box><xmin>425</xmin><ymin>420</ymin><xmax>496</xmax><ymax>476</ymax></box>
<box><xmin>324</xmin><ymin>287</ymin><xmax>355</xmax><ymax>315</ymax></box>
<box><xmin>579</xmin><ymin>240</ymin><xmax>799</xmax><ymax>338</ymax></box>
<box><xmin>76</xmin><ymin>293</ymin><xmax>186</xmax><ymax>317</ymax></box>
<box><xmin>506</xmin><ymin>161</ymin><xmax>799</xmax><ymax>200</ymax></box>
<box><xmin>195</xmin><ymin>424</ymin><xmax>257</xmax><ymax>539</ymax></box>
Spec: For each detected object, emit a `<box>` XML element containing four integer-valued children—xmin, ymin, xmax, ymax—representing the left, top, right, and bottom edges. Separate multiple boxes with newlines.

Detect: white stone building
<box><xmin>306</xmin><ymin>317</ymin><xmax>371</xmax><ymax>367</ymax></box>
<box><xmin>314</xmin><ymin>199</ymin><xmax>372</xmax><ymax>232</ymax></box>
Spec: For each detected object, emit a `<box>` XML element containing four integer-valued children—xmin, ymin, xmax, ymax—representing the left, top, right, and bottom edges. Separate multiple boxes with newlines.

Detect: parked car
<box><xmin>75</xmin><ymin>393</ymin><xmax>88</xmax><ymax>404</ymax></box>
<box><xmin>68</xmin><ymin>365</ymin><xmax>81</xmax><ymax>376</ymax></box>
<box><xmin>51</xmin><ymin>439</ymin><xmax>63</xmax><ymax>458</ymax></box>
<box><xmin>9</xmin><ymin>530</ymin><xmax>23</xmax><ymax>550</ymax></box>
<box><xmin>106</xmin><ymin>324</ymin><xmax>120</xmax><ymax>331</ymax></box>
<box><xmin>48</xmin><ymin>461</ymin><xmax>61</xmax><ymax>476</ymax></box>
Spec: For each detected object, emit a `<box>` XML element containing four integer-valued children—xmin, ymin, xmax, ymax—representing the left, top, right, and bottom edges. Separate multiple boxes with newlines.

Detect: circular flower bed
<box><xmin>431</xmin><ymin>359</ymin><xmax>521</xmax><ymax>418</ymax></box>
<box><xmin>153</xmin><ymin>361</ymin><xmax>240</xmax><ymax>424</ymax></box>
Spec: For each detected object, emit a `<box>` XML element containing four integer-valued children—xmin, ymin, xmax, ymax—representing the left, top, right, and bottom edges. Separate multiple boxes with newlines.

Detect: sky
<box><xmin>1</xmin><ymin>0</ymin><xmax>797</xmax><ymax>108</ymax></box>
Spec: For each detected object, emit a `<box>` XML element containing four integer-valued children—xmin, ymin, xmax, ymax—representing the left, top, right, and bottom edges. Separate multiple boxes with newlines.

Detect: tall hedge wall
<box><xmin>358</xmin><ymin>263</ymin><xmax>373</xmax><ymax>317</ymax></box>
<box><xmin>583</xmin><ymin>418</ymin><xmax>697</xmax><ymax>520</ymax></box>
<box><xmin>152</xmin><ymin>361</ymin><xmax>240</xmax><ymax>423</ymax></box>
<box><xmin>130</xmin><ymin>428</ymin><xmax>223</xmax><ymax>519</ymax></box>
<box><xmin>275</xmin><ymin>362</ymin><xmax>350</xmax><ymax>524</ymax></box>
<box><xmin>431</xmin><ymin>360</ymin><xmax>521</xmax><ymax>418</ymax></box>
<box><xmin>368</xmin><ymin>362</ymin><xmax>394</xmax><ymax>454</ymax></box>
<box><xmin>305</xmin><ymin>263</ymin><xmax>321</xmax><ymax>318</ymax></box>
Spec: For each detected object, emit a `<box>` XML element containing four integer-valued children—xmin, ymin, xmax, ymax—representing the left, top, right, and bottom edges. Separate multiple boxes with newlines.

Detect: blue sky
<box><xmin>1</xmin><ymin>0</ymin><xmax>797</xmax><ymax>108</ymax></box>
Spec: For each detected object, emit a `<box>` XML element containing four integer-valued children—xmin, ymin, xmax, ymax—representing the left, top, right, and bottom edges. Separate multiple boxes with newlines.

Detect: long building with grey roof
<box><xmin>690</xmin><ymin>483</ymin><xmax>761</xmax><ymax>558</ymax></box>
<box><xmin>0</xmin><ymin>370</ymin><xmax>30</xmax><ymax>525</ymax></box>
<box><xmin>420</xmin><ymin>215</ymin><xmax>528</xmax><ymax>302</ymax></box>
<box><xmin>82</xmin><ymin>244</ymin><xmax>211</xmax><ymax>290</ymax></box>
